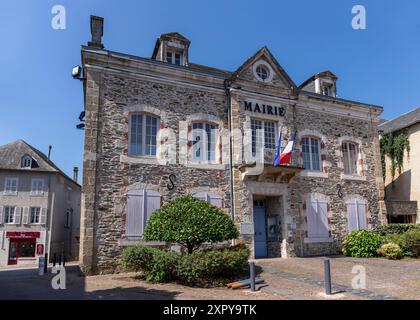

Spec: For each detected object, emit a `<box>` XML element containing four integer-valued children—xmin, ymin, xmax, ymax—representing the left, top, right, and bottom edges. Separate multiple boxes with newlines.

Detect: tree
<box><xmin>143</xmin><ymin>195</ymin><xmax>239</xmax><ymax>254</ymax></box>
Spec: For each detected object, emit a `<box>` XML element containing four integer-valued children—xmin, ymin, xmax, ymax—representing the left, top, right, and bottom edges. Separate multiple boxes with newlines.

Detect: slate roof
<box><xmin>0</xmin><ymin>140</ymin><xmax>79</xmax><ymax>186</ymax></box>
<box><xmin>379</xmin><ymin>108</ymin><xmax>420</xmax><ymax>134</ymax></box>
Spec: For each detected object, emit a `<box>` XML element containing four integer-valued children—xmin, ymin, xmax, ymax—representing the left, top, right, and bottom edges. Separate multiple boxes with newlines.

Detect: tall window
<box><xmin>4</xmin><ymin>207</ymin><xmax>15</xmax><ymax>224</ymax></box>
<box><xmin>342</xmin><ymin>142</ymin><xmax>359</xmax><ymax>175</ymax></box>
<box><xmin>129</xmin><ymin>114</ymin><xmax>159</xmax><ymax>156</ymax></box>
<box><xmin>166</xmin><ymin>51</ymin><xmax>182</xmax><ymax>65</ymax></box>
<box><xmin>301</xmin><ymin>137</ymin><xmax>321</xmax><ymax>171</ymax></box>
<box><xmin>31</xmin><ymin>179</ymin><xmax>44</xmax><ymax>195</ymax></box>
<box><xmin>192</xmin><ymin>123</ymin><xmax>217</xmax><ymax>161</ymax></box>
<box><xmin>30</xmin><ymin>207</ymin><xmax>41</xmax><ymax>224</ymax></box>
<box><xmin>4</xmin><ymin>178</ymin><xmax>18</xmax><ymax>194</ymax></box>
<box><xmin>251</xmin><ymin>119</ymin><xmax>276</xmax><ymax>155</ymax></box>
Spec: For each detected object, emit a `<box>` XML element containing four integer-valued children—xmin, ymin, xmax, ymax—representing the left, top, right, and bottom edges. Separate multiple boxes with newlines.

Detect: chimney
<box><xmin>48</xmin><ymin>145</ymin><xmax>52</xmax><ymax>160</ymax></box>
<box><xmin>73</xmin><ymin>167</ymin><xmax>79</xmax><ymax>183</ymax></box>
<box><xmin>88</xmin><ymin>15</ymin><xmax>104</xmax><ymax>49</ymax></box>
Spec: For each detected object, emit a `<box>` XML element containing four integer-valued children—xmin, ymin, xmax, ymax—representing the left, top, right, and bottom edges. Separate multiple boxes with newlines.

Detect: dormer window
<box><xmin>21</xmin><ymin>155</ymin><xmax>32</xmax><ymax>168</ymax></box>
<box><xmin>322</xmin><ymin>84</ymin><xmax>333</xmax><ymax>96</ymax></box>
<box><xmin>166</xmin><ymin>51</ymin><xmax>182</xmax><ymax>65</ymax></box>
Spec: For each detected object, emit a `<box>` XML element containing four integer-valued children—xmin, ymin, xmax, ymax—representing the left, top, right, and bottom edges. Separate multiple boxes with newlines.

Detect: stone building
<box><xmin>0</xmin><ymin>140</ymin><xmax>81</xmax><ymax>266</ymax></box>
<box><xmin>79</xmin><ymin>16</ymin><xmax>386</xmax><ymax>274</ymax></box>
<box><xmin>379</xmin><ymin>107</ymin><xmax>420</xmax><ymax>223</ymax></box>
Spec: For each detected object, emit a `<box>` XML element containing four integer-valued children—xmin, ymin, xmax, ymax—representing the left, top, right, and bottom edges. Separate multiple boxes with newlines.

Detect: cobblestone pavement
<box><xmin>257</xmin><ymin>256</ymin><xmax>420</xmax><ymax>300</ymax></box>
<box><xmin>2</xmin><ymin>257</ymin><xmax>419</xmax><ymax>300</ymax></box>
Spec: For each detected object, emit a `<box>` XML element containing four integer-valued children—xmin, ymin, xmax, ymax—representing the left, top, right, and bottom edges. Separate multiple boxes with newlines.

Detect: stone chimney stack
<box><xmin>88</xmin><ymin>15</ymin><xmax>104</xmax><ymax>49</ymax></box>
<box><xmin>73</xmin><ymin>167</ymin><xmax>79</xmax><ymax>183</ymax></box>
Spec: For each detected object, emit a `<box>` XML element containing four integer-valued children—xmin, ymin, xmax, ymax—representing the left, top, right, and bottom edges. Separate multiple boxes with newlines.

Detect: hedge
<box><xmin>121</xmin><ymin>244</ymin><xmax>250</xmax><ymax>286</ymax></box>
<box><xmin>373</xmin><ymin>224</ymin><xmax>420</xmax><ymax>236</ymax></box>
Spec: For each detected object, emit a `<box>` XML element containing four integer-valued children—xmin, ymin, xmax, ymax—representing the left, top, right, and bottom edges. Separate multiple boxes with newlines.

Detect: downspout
<box><xmin>224</xmin><ymin>79</ymin><xmax>235</xmax><ymax>223</ymax></box>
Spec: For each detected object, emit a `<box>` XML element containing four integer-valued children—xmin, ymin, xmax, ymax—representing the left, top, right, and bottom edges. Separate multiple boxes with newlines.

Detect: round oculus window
<box><xmin>256</xmin><ymin>65</ymin><xmax>269</xmax><ymax>81</ymax></box>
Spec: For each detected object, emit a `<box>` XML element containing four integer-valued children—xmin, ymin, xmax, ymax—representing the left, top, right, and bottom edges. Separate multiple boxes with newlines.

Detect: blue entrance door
<box><xmin>254</xmin><ymin>206</ymin><xmax>268</xmax><ymax>258</ymax></box>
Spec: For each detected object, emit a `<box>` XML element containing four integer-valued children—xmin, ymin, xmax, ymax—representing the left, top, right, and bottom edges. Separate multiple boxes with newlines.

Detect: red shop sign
<box><xmin>36</xmin><ymin>244</ymin><xmax>44</xmax><ymax>255</ymax></box>
<box><xmin>6</xmin><ymin>232</ymin><xmax>41</xmax><ymax>239</ymax></box>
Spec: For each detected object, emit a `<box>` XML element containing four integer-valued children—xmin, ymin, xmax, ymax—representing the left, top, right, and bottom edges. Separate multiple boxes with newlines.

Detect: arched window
<box><xmin>21</xmin><ymin>155</ymin><xmax>32</xmax><ymax>168</ymax></box>
<box><xmin>342</xmin><ymin>142</ymin><xmax>359</xmax><ymax>175</ymax></box>
<box><xmin>192</xmin><ymin>122</ymin><xmax>218</xmax><ymax>161</ymax></box>
<box><xmin>301</xmin><ymin>137</ymin><xmax>321</xmax><ymax>171</ymax></box>
<box><xmin>129</xmin><ymin>114</ymin><xmax>160</xmax><ymax>156</ymax></box>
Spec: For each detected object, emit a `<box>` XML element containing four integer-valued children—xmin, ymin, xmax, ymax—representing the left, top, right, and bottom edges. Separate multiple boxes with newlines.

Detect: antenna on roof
<box><xmin>48</xmin><ymin>145</ymin><xmax>52</xmax><ymax>160</ymax></box>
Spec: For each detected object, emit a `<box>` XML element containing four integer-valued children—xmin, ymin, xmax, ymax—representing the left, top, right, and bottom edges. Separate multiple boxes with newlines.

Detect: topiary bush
<box><xmin>374</xmin><ymin>224</ymin><xmax>420</xmax><ymax>236</ymax></box>
<box><xmin>342</xmin><ymin>230</ymin><xmax>383</xmax><ymax>258</ymax></box>
<box><xmin>377</xmin><ymin>243</ymin><xmax>403</xmax><ymax>260</ymax></box>
<box><xmin>400</xmin><ymin>230</ymin><xmax>420</xmax><ymax>258</ymax></box>
<box><xmin>143</xmin><ymin>195</ymin><xmax>239</xmax><ymax>254</ymax></box>
<box><xmin>121</xmin><ymin>245</ymin><xmax>250</xmax><ymax>286</ymax></box>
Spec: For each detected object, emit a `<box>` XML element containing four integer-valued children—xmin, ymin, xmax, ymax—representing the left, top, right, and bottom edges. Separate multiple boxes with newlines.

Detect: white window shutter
<box><xmin>306</xmin><ymin>200</ymin><xmax>318</xmax><ymax>238</ymax></box>
<box><xmin>126</xmin><ymin>190</ymin><xmax>144</xmax><ymax>238</ymax></box>
<box><xmin>347</xmin><ymin>202</ymin><xmax>358</xmax><ymax>232</ymax></box>
<box><xmin>14</xmin><ymin>207</ymin><xmax>22</xmax><ymax>225</ymax></box>
<box><xmin>22</xmin><ymin>207</ymin><xmax>29</xmax><ymax>225</ymax></box>
<box><xmin>144</xmin><ymin>190</ymin><xmax>161</xmax><ymax>233</ymax></box>
<box><xmin>317</xmin><ymin>201</ymin><xmax>329</xmax><ymax>237</ymax></box>
<box><xmin>208</xmin><ymin>193</ymin><xmax>223</xmax><ymax>208</ymax></box>
<box><xmin>0</xmin><ymin>231</ymin><xmax>3</xmax><ymax>249</ymax></box>
<box><xmin>192</xmin><ymin>192</ymin><xmax>207</xmax><ymax>201</ymax></box>
<box><xmin>0</xmin><ymin>206</ymin><xmax>3</xmax><ymax>225</ymax></box>
<box><xmin>40</xmin><ymin>208</ymin><xmax>47</xmax><ymax>225</ymax></box>
<box><xmin>357</xmin><ymin>202</ymin><xmax>367</xmax><ymax>230</ymax></box>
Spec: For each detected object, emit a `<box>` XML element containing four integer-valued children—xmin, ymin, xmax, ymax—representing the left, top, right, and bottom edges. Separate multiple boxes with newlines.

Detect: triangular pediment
<box><xmin>232</xmin><ymin>47</ymin><xmax>297</xmax><ymax>91</ymax></box>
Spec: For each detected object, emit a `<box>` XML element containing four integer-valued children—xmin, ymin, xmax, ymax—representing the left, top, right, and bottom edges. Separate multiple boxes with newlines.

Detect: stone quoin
<box><xmin>78</xmin><ymin>16</ymin><xmax>386</xmax><ymax>274</ymax></box>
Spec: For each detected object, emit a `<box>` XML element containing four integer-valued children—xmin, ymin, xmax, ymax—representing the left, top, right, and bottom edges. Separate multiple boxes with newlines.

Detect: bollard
<box><xmin>38</xmin><ymin>256</ymin><xmax>45</xmax><ymax>276</ymax></box>
<box><xmin>250</xmin><ymin>261</ymin><xmax>256</xmax><ymax>292</ymax></box>
<box><xmin>53</xmin><ymin>253</ymin><xmax>57</xmax><ymax>266</ymax></box>
<box><xmin>58</xmin><ymin>254</ymin><xmax>62</xmax><ymax>266</ymax></box>
<box><xmin>44</xmin><ymin>253</ymin><xmax>48</xmax><ymax>274</ymax></box>
<box><xmin>324</xmin><ymin>257</ymin><xmax>332</xmax><ymax>295</ymax></box>
<box><xmin>63</xmin><ymin>254</ymin><xmax>66</xmax><ymax>267</ymax></box>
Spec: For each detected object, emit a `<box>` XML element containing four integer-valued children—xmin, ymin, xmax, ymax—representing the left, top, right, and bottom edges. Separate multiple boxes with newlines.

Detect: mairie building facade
<box><xmin>79</xmin><ymin>17</ymin><xmax>386</xmax><ymax>274</ymax></box>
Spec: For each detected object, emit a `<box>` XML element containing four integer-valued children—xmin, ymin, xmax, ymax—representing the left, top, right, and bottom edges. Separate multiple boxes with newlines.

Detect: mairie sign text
<box><xmin>244</xmin><ymin>101</ymin><xmax>285</xmax><ymax>117</ymax></box>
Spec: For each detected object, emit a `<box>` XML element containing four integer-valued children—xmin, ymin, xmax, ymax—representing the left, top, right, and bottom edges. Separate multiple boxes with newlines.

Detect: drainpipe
<box><xmin>224</xmin><ymin>79</ymin><xmax>235</xmax><ymax>223</ymax></box>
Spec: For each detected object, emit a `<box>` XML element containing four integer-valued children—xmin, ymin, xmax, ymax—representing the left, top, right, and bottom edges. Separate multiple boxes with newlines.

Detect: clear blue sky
<box><xmin>0</xmin><ymin>0</ymin><xmax>419</xmax><ymax>179</ymax></box>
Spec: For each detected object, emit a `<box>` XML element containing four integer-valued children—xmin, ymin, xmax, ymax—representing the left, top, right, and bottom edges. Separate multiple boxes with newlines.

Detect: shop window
<box><xmin>126</xmin><ymin>189</ymin><xmax>161</xmax><ymax>238</ymax></box>
<box><xmin>19</xmin><ymin>239</ymin><xmax>36</xmax><ymax>258</ymax></box>
<box><xmin>129</xmin><ymin>114</ymin><xmax>160</xmax><ymax>156</ymax></box>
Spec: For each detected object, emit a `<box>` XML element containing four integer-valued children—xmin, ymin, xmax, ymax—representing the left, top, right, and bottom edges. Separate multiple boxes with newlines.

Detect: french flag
<box><xmin>279</xmin><ymin>132</ymin><xmax>297</xmax><ymax>165</ymax></box>
<box><xmin>273</xmin><ymin>131</ymin><xmax>282</xmax><ymax>167</ymax></box>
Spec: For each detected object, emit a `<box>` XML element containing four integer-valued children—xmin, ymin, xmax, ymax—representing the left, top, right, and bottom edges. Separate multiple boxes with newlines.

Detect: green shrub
<box><xmin>342</xmin><ymin>230</ymin><xmax>382</xmax><ymax>257</ymax></box>
<box><xmin>374</xmin><ymin>224</ymin><xmax>420</xmax><ymax>236</ymax></box>
<box><xmin>144</xmin><ymin>195</ymin><xmax>239</xmax><ymax>254</ymax></box>
<box><xmin>400</xmin><ymin>230</ymin><xmax>420</xmax><ymax>258</ymax></box>
<box><xmin>121</xmin><ymin>245</ymin><xmax>179</xmax><ymax>282</ymax></box>
<box><xmin>377</xmin><ymin>243</ymin><xmax>403</xmax><ymax>260</ymax></box>
<box><xmin>121</xmin><ymin>245</ymin><xmax>249</xmax><ymax>286</ymax></box>
<box><xmin>176</xmin><ymin>245</ymin><xmax>250</xmax><ymax>286</ymax></box>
